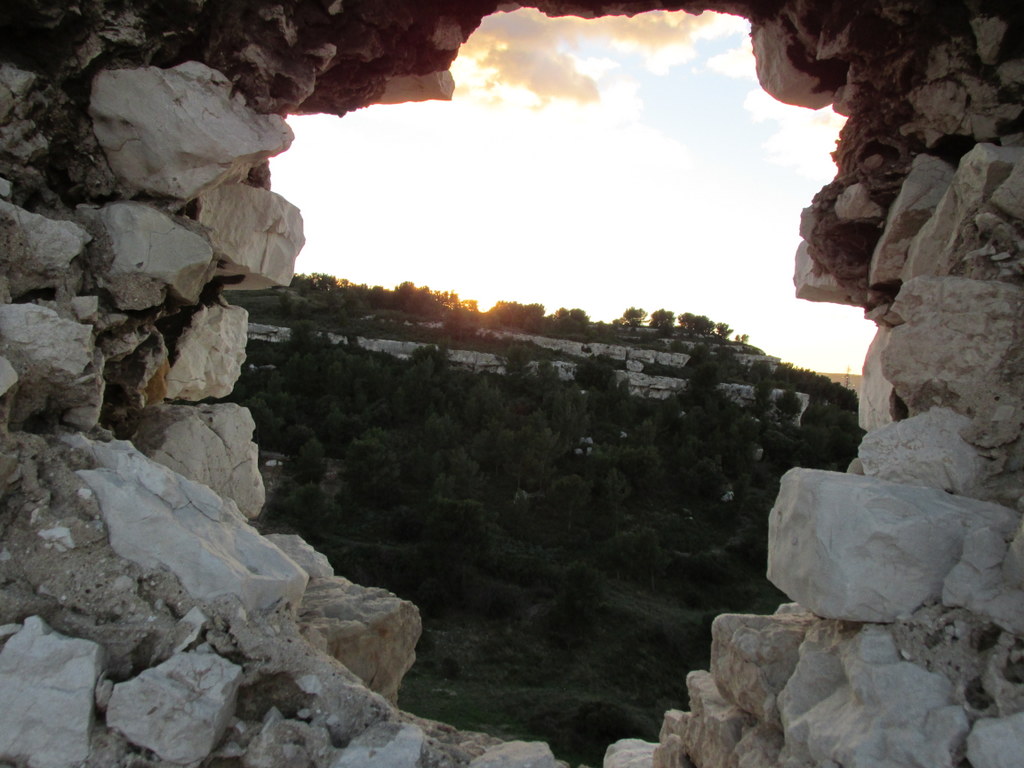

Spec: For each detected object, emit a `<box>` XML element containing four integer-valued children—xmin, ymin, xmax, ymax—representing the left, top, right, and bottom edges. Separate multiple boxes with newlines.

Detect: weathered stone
<box><xmin>165</xmin><ymin>302</ymin><xmax>248</xmax><ymax>401</ymax></box>
<box><xmin>794</xmin><ymin>241</ymin><xmax>863</xmax><ymax>305</ymax></box>
<box><xmin>133</xmin><ymin>402</ymin><xmax>265</xmax><ymax>518</ymax></box>
<box><xmin>907</xmin><ymin>79</ymin><xmax>971</xmax><ymax>147</ymax></box>
<box><xmin>835</xmin><ymin>183</ymin><xmax>883</xmax><ymax>221</ymax></box>
<box><xmin>734</xmin><ymin>722</ymin><xmax>782</xmax><ymax>768</ymax></box>
<box><xmin>604</xmin><ymin>739</ymin><xmax>656</xmax><ymax>768</ymax></box>
<box><xmin>858</xmin><ymin>407</ymin><xmax>983</xmax><ymax>495</ymax></box>
<box><xmin>0</xmin><ymin>64</ymin><xmax>47</xmax><ymax>164</ymax></box>
<box><xmin>614</xmin><ymin>370</ymin><xmax>688</xmax><ymax>400</ymax></box>
<box><xmin>264</xmin><ymin>534</ymin><xmax>334</xmax><ymax>579</ymax></box>
<box><xmin>0</xmin><ymin>357</ymin><xmax>16</xmax><ymax>397</ymax></box>
<box><xmin>242</xmin><ymin>714</ymin><xmax>338</xmax><ymax>768</ymax></box>
<box><xmin>710</xmin><ymin>612</ymin><xmax>815</xmax><ymax>726</ymax></box>
<box><xmin>73</xmin><ymin>436</ymin><xmax>307</xmax><ymax>613</ymax></box>
<box><xmin>869</xmin><ymin>154</ymin><xmax>955</xmax><ymax>288</ymax></box>
<box><xmin>90</xmin><ymin>61</ymin><xmax>293</xmax><ymax>199</ymax></box>
<box><xmin>967</xmin><ymin>713</ymin><xmax>1024</xmax><ymax>768</ymax></box>
<box><xmin>97</xmin><ymin>202</ymin><xmax>214</xmax><ymax>310</ymax></box>
<box><xmin>0</xmin><ymin>616</ymin><xmax>104</xmax><ymax>768</ymax></box>
<box><xmin>859</xmin><ymin>325</ymin><xmax>894</xmax><ymax>431</ymax></box>
<box><xmin>680</xmin><ymin>670</ymin><xmax>753</xmax><ymax>768</ymax></box>
<box><xmin>298</xmin><ymin>576</ymin><xmax>421</xmax><ymax>703</ymax></box>
<box><xmin>377</xmin><ymin>71</ymin><xmax>455</xmax><ymax>104</ymax></box>
<box><xmin>0</xmin><ymin>200</ymin><xmax>89</xmax><ymax>299</ymax></box>
<box><xmin>778</xmin><ymin>624</ymin><xmax>970</xmax><ymax>767</ymax></box>
<box><xmin>767</xmin><ymin>469</ymin><xmax>1018</xmax><ymax>622</ymax></box>
<box><xmin>971</xmin><ymin>16</ymin><xmax>1008</xmax><ymax>66</ymax></box>
<box><xmin>198</xmin><ymin>183</ymin><xmax>304</xmax><ymax>289</ymax></box>
<box><xmin>991</xmin><ymin>157</ymin><xmax>1024</xmax><ymax>221</ymax></box>
<box><xmin>883</xmin><ymin>277</ymin><xmax>1023</xmax><ymax>445</ymax></box>
<box><xmin>469</xmin><ymin>741</ymin><xmax>558</xmax><ymax>768</ymax></box>
<box><xmin>0</xmin><ymin>176</ymin><xmax>10</xmax><ymax>198</ymax></box>
<box><xmin>333</xmin><ymin>722</ymin><xmax>425</xmax><ymax>768</ymax></box>
<box><xmin>943</xmin><ymin>526</ymin><xmax>1024</xmax><ymax>635</ymax></box>
<box><xmin>751</xmin><ymin>18</ymin><xmax>836</xmax><ymax>109</ymax></box>
<box><xmin>904</xmin><ymin>144</ymin><xmax>1024</xmax><ymax>279</ymax></box>
<box><xmin>107</xmin><ymin>651</ymin><xmax>242</xmax><ymax>765</ymax></box>
<box><xmin>0</xmin><ymin>303</ymin><xmax>101</xmax><ymax>428</ymax></box>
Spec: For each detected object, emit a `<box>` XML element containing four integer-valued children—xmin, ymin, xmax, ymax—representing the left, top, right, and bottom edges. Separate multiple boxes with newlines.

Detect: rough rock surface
<box><xmin>604</xmin><ymin>739</ymin><xmax>657</xmax><ymax>768</ymax></box>
<box><xmin>768</xmin><ymin>469</ymin><xmax>1018</xmax><ymax>622</ymax></box>
<box><xmin>298</xmin><ymin>576</ymin><xmax>422</xmax><ymax>703</ymax></box>
<box><xmin>0</xmin><ymin>616</ymin><xmax>104</xmax><ymax>768</ymax></box>
<box><xmin>265</xmin><ymin>533</ymin><xmax>335</xmax><ymax>579</ymax></box>
<box><xmin>199</xmin><ymin>182</ymin><xmax>305</xmax><ymax>289</ymax></box>
<box><xmin>133</xmin><ymin>402</ymin><xmax>265</xmax><ymax>518</ymax></box>
<box><xmin>107</xmin><ymin>650</ymin><xmax>242</xmax><ymax>764</ymax></box>
<box><xmin>470</xmin><ymin>741</ymin><xmax>558</xmax><ymax>768</ymax></box>
<box><xmin>165</xmin><ymin>302</ymin><xmax>249</xmax><ymax>401</ymax></box>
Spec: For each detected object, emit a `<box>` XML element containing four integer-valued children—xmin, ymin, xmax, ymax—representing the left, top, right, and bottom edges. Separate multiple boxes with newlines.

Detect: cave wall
<box><xmin>0</xmin><ymin>1</ymin><xmax>1023</xmax><ymax>767</ymax></box>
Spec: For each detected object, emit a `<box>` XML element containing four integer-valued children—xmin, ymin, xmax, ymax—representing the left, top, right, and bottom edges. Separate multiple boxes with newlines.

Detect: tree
<box><xmin>714</xmin><ymin>322</ymin><xmax>733</xmax><ymax>339</ymax></box>
<box><xmin>291</xmin><ymin>436</ymin><xmax>326</xmax><ymax>483</ymax></box>
<box><xmin>678</xmin><ymin>313</ymin><xmax>714</xmax><ymax>336</ymax></box>
<box><xmin>648</xmin><ymin>309</ymin><xmax>675</xmax><ymax>334</ymax></box>
<box><xmin>619</xmin><ymin>307</ymin><xmax>647</xmax><ymax>327</ymax></box>
<box><xmin>486</xmin><ymin>301</ymin><xmax>546</xmax><ymax>332</ymax></box>
<box><xmin>551</xmin><ymin>307</ymin><xmax>590</xmax><ymax>336</ymax></box>
<box><xmin>734</xmin><ymin>333</ymin><xmax>750</xmax><ymax>344</ymax></box>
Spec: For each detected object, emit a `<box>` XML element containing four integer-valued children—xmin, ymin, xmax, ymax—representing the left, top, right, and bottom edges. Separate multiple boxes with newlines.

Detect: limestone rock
<box><xmin>73</xmin><ymin>436</ymin><xmax>307</xmax><ymax>613</ymax></box>
<box><xmin>165</xmin><ymin>302</ymin><xmax>248</xmax><ymax>401</ymax></box>
<box><xmin>966</xmin><ymin>712</ymin><xmax>1024</xmax><ymax>768</ymax></box>
<box><xmin>794</xmin><ymin>241</ymin><xmax>863</xmax><ymax>305</ymax></box>
<box><xmin>883</xmin><ymin>277</ymin><xmax>1023</xmax><ymax>445</ymax></box>
<box><xmin>869</xmin><ymin>154</ymin><xmax>955</xmax><ymax>288</ymax></box>
<box><xmin>904</xmin><ymin>144</ymin><xmax>1024</xmax><ymax>280</ymax></box>
<box><xmin>298</xmin><ymin>576</ymin><xmax>421</xmax><ymax>703</ymax></box>
<box><xmin>680</xmin><ymin>670</ymin><xmax>753</xmax><ymax>768</ymax></box>
<box><xmin>767</xmin><ymin>469</ymin><xmax>1018</xmax><ymax>622</ymax></box>
<box><xmin>242</xmin><ymin>714</ymin><xmax>338</xmax><ymax>768</ymax></box>
<box><xmin>97</xmin><ymin>202</ymin><xmax>214</xmax><ymax>310</ymax></box>
<box><xmin>858</xmin><ymin>407</ymin><xmax>983</xmax><ymax>495</ymax></box>
<box><xmin>469</xmin><ymin>741</ymin><xmax>558</xmax><ymax>768</ymax></box>
<box><xmin>992</xmin><ymin>157</ymin><xmax>1024</xmax><ymax>220</ymax></box>
<box><xmin>107</xmin><ymin>651</ymin><xmax>242</xmax><ymax>765</ymax></box>
<box><xmin>604</xmin><ymin>739</ymin><xmax>656</xmax><ymax>768</ymax></box>
<box><xmin>133</xmin><ymin>402</ymin><xmax>265</xmax><ymax>518</ymax></box>
<box><xmin>0</xmin><ymin>64</ymin><xmax>47</xmax><ymax>164</ymax></box>
<box><xmin>710</xmin><ymin>612</ymin><xmax>815</xmax><ymax>726</ymax></box>
<box><xmin>90</xmin><ymin>61</ymin><xmax>293</xmax><ymax>200</ymax></box>
<box><xmin>0</xmin><ymin>200</ymin><xmax>89</xmax><ymax>299</ymax></box>
<box><xmin>859</xmin><ymin>325</ymin><xmax>894</xmax><ymax>432</ymax></box>
<box><xmin>264</xmin><ymin>534</ymin><xmax>334</xmax><ymax>578</ymax></box>
<box><xmin>0</xmin><ymin>356</ymin><xmax>16</xmax><ymax>397</ymax></box>
<box><xmin>943</xmin><ymin>526</ymin><xmax>1024</xmax><ymax>635</ymax></box>
<box><xmin>613</xmin><ymin>370</ymin><xmax>688</xmax><ymax>400</ymax></box>
<box><xmin>751</xmin><ymin>18</ymin><xmax>836</xmax><ymax>109</ymax></box>
<box><xmin>835</xmin><ymin>183</ymin><xmax>883</xmax><ymax>221</ymax></box>
<box><xmin>0</xmin><ymin>616</ymin><xmax>104</xmax><ymax>768</ymax></box>
<box><xmin>333</xmin><ymin>722</ymin><xmax>425</xmax><ymax>768</ymax></box>
<box><xmin>198</xmin><ymin>183</ymin><xmax>304</xmax><ymax>290</ymax></box>
<box><xmin>377</xmin><ymin>71</ymin><xmax>456</xmax><ymax>105</ymax></box>
<box><xmin>778</xmin><ymin>624</ymin><xmax>970</xmax><ymax>767</ymax></box>
<box><xmin>0</xmin><ymin>303</ymin><xmax>101</xmax><ymax>428</ymax></box>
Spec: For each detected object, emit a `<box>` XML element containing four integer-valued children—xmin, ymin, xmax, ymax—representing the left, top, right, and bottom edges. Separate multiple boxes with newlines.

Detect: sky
<box><xmin>269</xmin><ymin>8</ymin><xmax>877</xmax><ymax>374</ymax></box>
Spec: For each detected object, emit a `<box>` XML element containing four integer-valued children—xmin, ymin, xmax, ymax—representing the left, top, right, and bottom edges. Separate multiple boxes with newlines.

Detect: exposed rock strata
<box><xmin>1</xmin><ymin>0</ymin><xmax>1023</xmax><ymax>766</ymax></box>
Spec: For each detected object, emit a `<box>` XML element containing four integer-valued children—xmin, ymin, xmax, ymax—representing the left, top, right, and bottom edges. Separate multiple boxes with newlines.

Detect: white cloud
<box><xmin>743</xmin><ymin>88</ymin><xmax>846</xmax><ymax>181</ymax></box>
<box><xmin>706</xmin><ymin>38</ymin><xmax>756</xmax><ymax>80</ymax></box>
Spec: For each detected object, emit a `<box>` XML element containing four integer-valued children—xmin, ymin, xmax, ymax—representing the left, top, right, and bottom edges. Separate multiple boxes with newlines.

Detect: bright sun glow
<box><xmin>269</xmin><ymin>9</ymin><xmax>875</xmax><ymax>374</ymax></box>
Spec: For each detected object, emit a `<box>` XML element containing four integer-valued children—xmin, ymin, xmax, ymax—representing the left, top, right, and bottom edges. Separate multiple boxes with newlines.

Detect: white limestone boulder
<box><xmin>904</xmin><ymin>144</ymin><xmax>1024</xmax><ymax>280</ymax></box>
<box><xmin>767</xmin><ymin>469</ymin><xmax>1018</xmax><ymax>622</ymax></box>
<box><xmin>107</xmin><ymin>651</ymin><xmax>242</xmax><ymax>765</ymax></box>
<box><xmin>165</xmin><ymin>302</ymin><xmax>248</xmax><ymax>401</ymax></box>
<box><xmin>0</xmin><ymin>303</ymin><xmax>102</xmax><ymax>428</ymax></box>
<box><xmin>778</xmin><ymin>624</ymin><xmax>970</xmax><ymax>767</ymax></box>
<box><xmin>377</xmin><ymin>71</ymin><xmax>456</xmax><ymax>105</ymax></box>
<box><xmin>966</xmin><ymin>713</ymin><xmax>1024</xmax><ymax>768</ymax></box>
<box><xmin>198</xmin><ymin>183</ymin><xmax>304</xmax><ymax>289</ymax></box>
<box><xmin>333</xmin><ymin>722</ymin><xmax>426</xmax><ymax>768</ymax></box>
<box><xmin>133</xmin><ymin>402</ymin><xmax>265</xmax><ymax>518</ymax></box>
<box><xmin>835</xmin><ymin>183</ymin><xmax>883</xmax><ymax>221</ymax></box>
<box><xmin>96</xmin><ymin>202</ymin><xmax>214</xmax><ymax>310</ymax></box>
<box><xmin>264</xmin><ymin>534</ymin><xmax>334</xmax><ymax>578</ymax></box>
<box><xmin>0</xmin><ymin>616</ymin><xmax>104</xmax><ymax>768</ymax></box>
<box><xmin>794</xmin><ymin>241</ymin><xmax>862</xmax><ymax>306</ymax></box>
<box><xmin>0</xmin><ymin>200</ymin><xmax>90</xmax><ymax>298</ymax></box>
<box><xmin>859</xmin><ymin>325</ymin><xmax>894</xmax><ymax>431</ymax></box>
<box><xmin>470</xmin><ymin>740</ymin><xmax>558</xmax><ymax>768</ymax></box>
<box><xmin>883</xmin><ymin>276</ymin><xmax>1023</xmax><ymax>447</ymax></box>
<box><xmin>992</xmin><ymin>156</ymin><xmax>1024</xmax><ymax>220</ymax></box>
<box><xmin>298</xmin><ymin>576</ymin><xmax>421</xmax><ymax>703</ymax></box>
<box><xmin>0</xmin><ymin>356</ymin><xmax>16</xmax><ymax>396</ymax></box>
<box><xmin>604</xmin><ymin>739</ymin><xmax>656</xmax><ymax>768</ymax></box>
<box><xmin>710</xmin><ymin>612</ymin><xmax>816</xmax><ymax>726</ymax></box>
<box><xmin>680</xmin><ymin>670</ymin><xmax>753</xmax><ymax>768</ymax></box>
<box><xmin>0</xmin><ymin>64</ymin><xmax>47</xmax><ymax>163</ymax></box>
<box><xmin>869</xmin><ymin>154</ymin><xmax>955</xmax><ymax>287</ymax></box>
<box><xmin>89</xmin><ymin>61</ymin><xmax>293</xmax><ymax>200</ymax></box>
<box><xmin>751</xmin><ymin>18</ymin><xmax>835</xmax><ymax>109</ymax></box>
<box><xmin>72</xmin><ymin>436</ymin><xmax>307</xmax><ymax>613</ymax></box>
<box><xmin>858</xmin><ymin>407</ymin><xmax>984</xmax><ymax>495</ymax></box>
<box><xmin>943</xmin><ymin>526</ymin><xmax>1024</xmax><ymax>635</ymax></box>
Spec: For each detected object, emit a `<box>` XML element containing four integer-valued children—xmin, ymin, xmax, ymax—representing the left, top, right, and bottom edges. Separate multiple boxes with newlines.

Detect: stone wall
<box><xmin>0</xmin><ymin>1</ymin><xmax>1022</xmax><ymax>767</ymax></box>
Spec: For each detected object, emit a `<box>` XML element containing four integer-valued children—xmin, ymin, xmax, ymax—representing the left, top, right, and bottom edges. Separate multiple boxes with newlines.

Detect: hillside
<box><xmin>223</xmin><ymin>275</ymin><xmax>863</xmax><ymax>764</ymax></box>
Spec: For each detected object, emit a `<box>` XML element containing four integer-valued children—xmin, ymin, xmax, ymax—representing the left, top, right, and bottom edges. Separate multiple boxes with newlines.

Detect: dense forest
<box><xmin>224</xmin><ymin>276</ymin><xmax>862</xmax><ymax>765</ymax></box>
